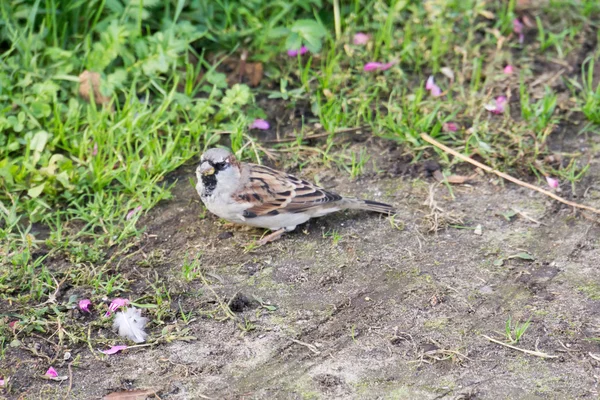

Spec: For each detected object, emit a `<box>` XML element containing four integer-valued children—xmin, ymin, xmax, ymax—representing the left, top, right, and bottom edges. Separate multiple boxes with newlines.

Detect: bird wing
<box><xmin>234</xmin><ymin>164</ymin><xmax>343</xmax><ymax>218</ymax></box>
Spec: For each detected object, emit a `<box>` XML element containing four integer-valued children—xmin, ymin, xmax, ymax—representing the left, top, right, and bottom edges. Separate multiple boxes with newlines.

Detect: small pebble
<box><xmin>479</xmin><ymin>285</ymin><xmax>493</xmax><ymax>294</ymax></box>
<box><xmin>217</xmin><ymin>231</ymin><xmax>233</xmax><ymax>240</ymax></box>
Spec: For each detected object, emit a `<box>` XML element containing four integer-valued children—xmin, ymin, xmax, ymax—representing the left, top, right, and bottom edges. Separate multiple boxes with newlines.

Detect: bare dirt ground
<box><xmin>6</xmin><ymin>136</ymin><xmax>600</xmax><ymax>399</ymax></box>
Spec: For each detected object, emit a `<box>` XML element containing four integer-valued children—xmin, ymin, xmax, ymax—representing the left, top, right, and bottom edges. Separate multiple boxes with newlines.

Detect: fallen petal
<box><xmin>0</xmin><ymin>377</ymin><xmax>4</xmax><ymax>386</ymax></box>
<box><xmin>353</xmin><ymin>32</ymin><xmax>370</xmax><ymax>45</ymax></box>
<box><xmin>546</xmin><ymin>176</ymin><xmax>559</xmax><ymax>189</ymax></box>
<box><xmin>364</xmin><ymin>62</ymin><xmax>383</xmax><ymax>71</ymax></box>
<box><xmin>426</xmin><ymin>75</ymin><xmax>435</xmax><ymax>90</ymax></box>
<box><xmin>99</xmin><ymin>345</ymin><xmax>128</xmax><ymax>355</ymax></box>
<box><xmin>496</xmin><ymin>96</ymin><xmax>507</xmax><ymax>108</ymax></box>
<box><xmin>249</xmin><ymin>119</ymin><xmax>270</xmax><ymax>130</ymax></box>
<box><xmin>380</xmin><ymin>61</ymin><xmax>396</xmax><ymax>71</ymax></box>
<box><xmin>443</xmin><ymin>122</ymin><xmax>458</xmax><ymax>132</ymax></box>
<box><xmin>79</xmin><ymin>299</ymin><xmax>92</xmax><ymax>313</ymax></box>
<box><xmin>45</xmin><ymin>367</ymin><xmax>58</xmax><ymax>378</ymax></box>
<box><xmin>513</xmin><ymin>18</ymin><xmax>524</xmax><ymax>34</ymax></box>
<box><xmin>287</xmin><ymin>46</ymin><xmax>308</xmax><ymax>57</ymax></box>
<box><xmin>426</xmin><ymin>76</ymin><xmax>442</xmax><ymax>97</ymax></box>
<box><xmin>486</xmin><ymin>96</ymin><xmax>507</xmax><ymax>114</ymax></box>
<box><xmin>105</xmin><ymin>298</ymin><xmax>130</xmax><ymax>317</ymax></box>
<box><xmin>518</xmin><ymin>33</ymin><xmax>525</xmax><ymax>44</ymax></box>
<box><xmin>126</xmin><ymin>206</ymin><xmax>142</xmax><ymax>221</ymax></box>
<box><xmin>504</xmin><ymin>65</ymin><xmax>514</xmax><ymax>74</ymax></box>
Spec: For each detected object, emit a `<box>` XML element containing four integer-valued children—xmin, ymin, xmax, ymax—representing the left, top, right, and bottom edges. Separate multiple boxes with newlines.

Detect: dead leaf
<box><xmin>78</xmin><ymin>70</ymin><xmax>111</xmax><ymax>105</ymax></box>
<box><xmin>42</xmin><ymin>374</ymin><xmax>69</xmax><ymax>382</ymax></box>
<box><xmin>508</xmin><ymin>252</ymin><xmax>535</xmax><ymax>261</ymax></box>
<box><xmin>522</xmin><ymin>15</ymin><xmax>536</xmax><ymax>28</ymax></box>
<box><xmin>440</xmin><ymin>67</ymin><xmax>454</xmax><ymax>82</ymax></box>
<box><xmin>221</xmin><ymin>51</ymin><xmax>264</xmax><ymax>87</ymax></box>
<box><xmin>478</xmin><ymin>9</ymin><xmax>495</xmax><ymax>19</ymax></box>
<box><xmin>103</xmin><ymin>389</ymin><xmax>157</xmax><ymax>400</ymax></box>
<box><xmin>445</xmin><ymin>173</ymin><xmax>478</xmax><ymax>184</ymax></box>
<box><xmin>433</xmin><ymin>171</ymin><xmax>478</xmax><ymax>184</ymax></box>
<box><xmin>323</xmin><ymin>89</ymin><xmax>334</xmax><ymax>99</ymax></box>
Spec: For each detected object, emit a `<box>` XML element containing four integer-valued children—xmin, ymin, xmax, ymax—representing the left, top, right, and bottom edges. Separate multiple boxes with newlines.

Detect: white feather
<box><xmin>112</xmin><ymin>307</ymin><xmax>148</xmax><ymax>343</ymax></box>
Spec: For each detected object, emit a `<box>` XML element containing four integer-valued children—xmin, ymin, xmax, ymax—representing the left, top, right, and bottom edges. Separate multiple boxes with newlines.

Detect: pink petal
<box><xmin>105</xmin><ymin>298</ymin><xmax>129</xmax><ymax>317</ymax></box>
<box><xmin>518</xmin><ymin>33</ymin><xmax>524</xmax><ymax>44</ymax></box>
<box><xmin>249</xmin><ymin>119</ymin><xmax>270</xmax><ymax>130</ymax></box>
<box><xmin>92</xmin><ymin>143</ymin><xmax>98</xmax><ymax>157</ymax></box>
<box><xmin>8</xmin><ymin>321</ymin><xmax>16</xmax><ymax>329</ymax></box>
<box><xmin>443</xmin><ymin>122</ymin><xmax>458</xmax><ymax>132</ymax></box>
<box><xmin>504</xmin><ymin>65</ymin><xmax>514</xmax><ymax>74</ymax></box>
<box><xmin>425</xmin><ymin>76</ymin><xmax>442</xmax><ymax>97</ymax></box>
<box><xmin>426</xmin><ymin>76</ymin><xmax>435</xmax><ymax>90</ymax></box>
<box><xmin>364</xmin><ymin>62</ymin><xmax>383</xmax><ymax>71</ymax></box>
<box><xmin>45</xmin><ymin>367</ymin><xmax>58</xmax><ymax>378</ymax></box>
<box><xmin>353</xmin><ymin>32</ymin><xmax>370</xmax><ymax>45</ymax></box>
<box><xmin>126</xmin><ymin>206</ymin><xmax>142</xmax><ymax>221</ymax></box>
<box><xmin>485</xmin><ymin>96</ymin><xmax>507</xmax><ymax>114</ymax></box>
<box><xmin>287</xmin><ymin>46</ymin><xmax>308</xmax><ymax>57</ymax></box>
<box><xmin>100</xmin><ymin>345</ymin><xmax>128</xmax><ymax>355</ymax></box>
<box><xmin>546</xmin><ymin>176</ymin><xmax>559</xmax><ymax>189</ymax></box>
<box><xmin>379</xmin><ymin>61</ymin><xmax>396</xmax><ymax>71</ymax></box>
<box><xmin>513</xmin><ymin>19</ymin><xmax>524</xmax><ymax>34</ymax></box>
<box><xmin>364</xmin><ymin>61</ymin><xmax>396</xmax><ymax>72</ymax></box>
<box><xmin>0</xmin><ymin>377</ymin><xmax>4</xmax><ymax>387</ymax></box>
<box><xmin>496</xmin><ymin>96</ymin><xmax>507</xmax><ymax>108</ymax></box>
<box><xmin>78</xmin><ymin>299</ymin><xmax>92</xmax><ymax>313</ymax></box>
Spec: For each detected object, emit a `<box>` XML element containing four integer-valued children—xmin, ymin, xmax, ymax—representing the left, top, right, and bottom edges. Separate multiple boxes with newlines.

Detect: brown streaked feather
<box><xmin>235</xmin><ymin>164</ymin><xmax>342</xmax><ymax>217</ymax></box>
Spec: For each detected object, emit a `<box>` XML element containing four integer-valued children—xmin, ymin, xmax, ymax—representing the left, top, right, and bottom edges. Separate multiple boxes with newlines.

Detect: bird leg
<box><xmin>257</xmin><ymin>228</ymin><xmax>286</xmax><ymax>246</ymax></box>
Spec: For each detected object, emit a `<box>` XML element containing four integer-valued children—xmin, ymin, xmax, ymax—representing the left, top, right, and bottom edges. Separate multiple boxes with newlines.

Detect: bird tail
<box><xmin>343</xmin><ymin>198</ymin><xmax>396</xmax><ymax>215</ymax></box>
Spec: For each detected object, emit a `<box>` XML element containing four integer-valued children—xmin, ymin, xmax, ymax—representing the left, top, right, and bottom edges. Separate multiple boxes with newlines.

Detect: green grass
<box><xmin>504</xmin><ymin>316</ymin><xmax>532</xmax><ymax>345</ymax></box>
<box><xmin>1</xmin><ymin>0</ymin><xmax>600</xmax><ymax>367</ymax></box>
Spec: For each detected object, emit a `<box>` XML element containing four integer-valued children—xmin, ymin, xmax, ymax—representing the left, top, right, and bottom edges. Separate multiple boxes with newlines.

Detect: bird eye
<box><xmin>213</xmin><ymin>162</ymin><xmax>227</xmax><ymax>170</ymax></box>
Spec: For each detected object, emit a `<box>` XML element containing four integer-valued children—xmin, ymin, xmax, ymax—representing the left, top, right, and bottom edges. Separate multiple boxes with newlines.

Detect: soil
<box><xmin>3</xmin><ymin>133</ymin><xmax>600</xmax><ymax>399</ymax></box>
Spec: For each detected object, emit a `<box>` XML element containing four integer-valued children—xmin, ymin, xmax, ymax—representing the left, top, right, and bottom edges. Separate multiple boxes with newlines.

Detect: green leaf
<box><xmin>30</xmin><ymin>102</ymin><xmax>52</xmax><ymax>119</ymax></box>
<box><xmin>291</xmin><ymin>19</ymin><xmax>326</xmax><ymax>38</ymax></box>
<box><xmin>27</xmin><ymin>183</ymin><xmax>46</xmax><ymax>198</ymax></box>
<box><xmin>509</xmin><ymin>252</ymin><xmax>535</xmax><ymax>261</ymax></box>
<box><xmin>268</xmin><ymin>27</ymin><xmax>290</xmax><ymax>39</ymax></box>
<box><xmin>303</xmin><ymin>34</ymin><xmax>322</xmax><ymax>53</ymax></box>
<box><xmin>206</xmin><ymin>71</ymin><xmax>228</xmax><ymax>89</ymax></box>
<box><xmin>285</xmin><ymin>32</ymin><xmax>302</xmax><ymax>51</ymax></box>
<box><xmin>29</xmin><ymin>130</ymin><xmax>49</xmax><ymax>153</ymax></box>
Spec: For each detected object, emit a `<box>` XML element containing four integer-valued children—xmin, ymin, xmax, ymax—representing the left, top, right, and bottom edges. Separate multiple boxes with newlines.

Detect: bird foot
<box><xmin>254</xmin><ymin>228</ymin><xmax>286</xmax><ymax>247</ymax></box>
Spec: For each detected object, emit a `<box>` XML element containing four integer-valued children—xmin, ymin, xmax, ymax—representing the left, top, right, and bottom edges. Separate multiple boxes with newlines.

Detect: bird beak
<box><xmin>199</xmin><ymin>162</ymin><xmax>215</xmax><ymax>176</ymax></box>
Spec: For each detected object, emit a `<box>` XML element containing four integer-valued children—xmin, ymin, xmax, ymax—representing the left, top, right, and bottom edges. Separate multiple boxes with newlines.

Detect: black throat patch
<box><xmin>201</xmin><ymin>174</ymin><xmax>217</xmax><ymax>197</ymax></box>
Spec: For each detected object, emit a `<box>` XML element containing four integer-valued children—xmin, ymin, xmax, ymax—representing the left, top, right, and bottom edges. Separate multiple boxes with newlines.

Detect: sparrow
<box><xmin>195</xmin><ymin>148</ymin><xmax>395</xmax><ymax>245</ymax></box>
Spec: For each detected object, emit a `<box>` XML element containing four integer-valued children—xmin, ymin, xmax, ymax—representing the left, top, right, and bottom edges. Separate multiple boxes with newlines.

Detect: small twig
<box><xmin>64</xmin><ymin>361</ymin><xmax>73</xmax><ymax>400</ymax></box>
<box><xmin>589</xmin><ymin>352</ymin><xmax>600</xmax><ymax>362</ymax></box>
<box><xmin>289</xmin><ymin>338</ymin><xmax>321</xmax><ymax>354</ymax></box>
<box><xmin>482</xmin><ymin>335</ymin><xmax>558</xmax><ymax>359</ymax></box>
<box><xmin>511</xmin><ymin>208</ymin><xmax>547</xmax><ymax>226</ymax></box>
<box><xmin>421</xmin><ymin>133</ymin><xmax>600</xmax><ymax>216</ymax></box>
<box><xmin>263</xmin><ymin>126</ymin><xmax>365</xmax><ymax>143</ymax></box>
